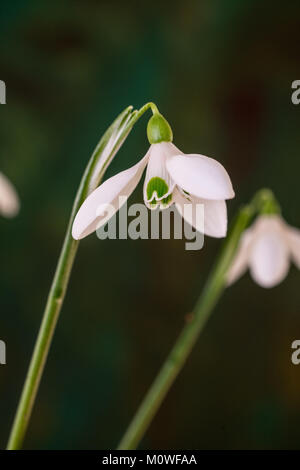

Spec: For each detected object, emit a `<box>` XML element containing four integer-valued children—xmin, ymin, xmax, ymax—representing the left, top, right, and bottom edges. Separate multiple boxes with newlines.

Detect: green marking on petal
<box><xmin>149</xmin><ymin>192</ymin><xmax>173</xmax><ymax>209</ymax></box>
<box><xmin>147</xmin><ymin>177</ymin><xmax>169</xmax><ymax>201</ymax></box>
<box><xmin>160</xmin><ymin>193</ymin><xmax>173</xmax><ymax>207</ymax></box>
<box><xmin>182</xmin><ymin>189</ymin><xmax>192</xmax><ymax>202</ymax></box>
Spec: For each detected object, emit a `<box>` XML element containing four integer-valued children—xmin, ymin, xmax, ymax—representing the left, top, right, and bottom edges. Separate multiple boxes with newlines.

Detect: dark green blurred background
<box><xmin>0</xmin><ymin>0</ymin><xmax>300</xmax><ymax>450</ymax></box>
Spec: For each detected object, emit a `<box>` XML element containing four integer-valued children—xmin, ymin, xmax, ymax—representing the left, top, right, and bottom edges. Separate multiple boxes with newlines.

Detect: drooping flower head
<box><xmin>0</xmin><ymin>172</ymin><xmax>20</xmax><ymax>218</ymax></box>
<box><xmin>72</xmin><ymin>108</ymin><xmax>235</xmax><ymax>240</ymax></box>
<box><xmin>227</xmin><ymin>212</ymin><xmax>300</xmax><ymax>288</ymax></box>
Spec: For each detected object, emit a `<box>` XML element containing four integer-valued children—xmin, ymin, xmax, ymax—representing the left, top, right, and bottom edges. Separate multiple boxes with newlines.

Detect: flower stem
<box><xmin>7</xmin><ymin>223</ymin><xmax>78</xmax><ymax>450</ymax></box>
<box><xmin>117</xmin><ymin>203</ymin><xmax>255</xmax><ymax>450</ymax></box>
<box><xmin>7</xmin><ymin>104</ymin><xmax>153</xmax><ymax>450</ymax></box>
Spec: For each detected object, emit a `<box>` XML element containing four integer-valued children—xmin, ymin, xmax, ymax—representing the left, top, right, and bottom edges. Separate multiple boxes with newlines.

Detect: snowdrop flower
<box><xmin>0</xmin><ymin>172</ymin><xmax>20</xmax><ymax>217</ymax></box>
<box><xmin>227</xmin><ymin>214</ymin><xmax>300</xmax><ymax>288</ymax></box>
<box><xmin>72</xmin><ymin>112</ymin><xmax>235</xmax><ymax>240</ymax></box>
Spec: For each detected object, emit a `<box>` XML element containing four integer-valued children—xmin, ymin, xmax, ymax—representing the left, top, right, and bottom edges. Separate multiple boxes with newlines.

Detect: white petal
<box><xmin>174</xmin><ymin>189</ymin><xmax>227</xmax><ymax>237</ymax></box>
<box><xmin>286</xmin><ymin>226</ymin><xmax>300</xmax><ymax>269</ymax></box>
<box><xmin>226</xmin><ymin>228</ymin><xmax>254</xmax><ymax>285</ymax></box>
<box><xmin>72</xmin><ymin>155</ymin><xmax>148</xmax><ymax>239</ymax></box>
<box><xmin>252</xmin><ymin>214</ymin><xmax>286</xmax><ymax>234</ymax></box>
<box><xmin>143</xmin><ymin>143</ymin><xmax>176</xmax><ymax>209</ymax></box>
<box><xmin>199</xmin><ymin>198</ymin><xmax>227</xmax><ymax>238</ymax></box>
<box><xmin>249</xmin><ymin>226</ymin><xmax>290</xmax><ymax>288</ymax></box>
<box><xmin>0</xmin><ymin>172</ymin><xmax>20</xmax><ymax>217</ymax></box>
<box><xmin>159</xmin><ymin>141</ymin><xmax>184</xmax><ymax>158</ymax></box>
<box><xmin>166</xmin><ymin>153</ymin><xmax>235</xmax><ymax>200</ymax></box>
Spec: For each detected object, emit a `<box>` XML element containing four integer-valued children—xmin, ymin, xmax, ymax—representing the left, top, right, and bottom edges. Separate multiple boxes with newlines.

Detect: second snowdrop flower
<box><xmin>227</xmin><ymin>214</ymin><xmax>300</xmax><ymax>288</ymax></box>
<box><xmin>72</xmin><ymin>110</ymin><xmax>235</xmax><ymax>240</ymax></box>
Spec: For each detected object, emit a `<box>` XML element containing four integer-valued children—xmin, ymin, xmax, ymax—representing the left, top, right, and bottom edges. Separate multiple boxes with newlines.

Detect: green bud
<box><xmin>260</xmin><ymin>199</ymin><xmax>281</xmax><ymax>215</ymax></box>
<box><xmin>254</xmin><ymin>188</ymin><xmax>281</xmax><ymax>215</ymax></box>
<box><xmin>147</xmin><ymin>113</ymin><xmax>173</xmax><ymax>144</ymax></box>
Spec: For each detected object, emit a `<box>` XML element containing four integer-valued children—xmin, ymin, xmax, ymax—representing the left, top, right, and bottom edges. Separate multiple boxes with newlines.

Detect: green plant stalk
<box><xmin>118</xmin><ymin>203</ymin><xmax>255</xmax><ymax>450</ymax></box>
<box><xmin>7</xmin><ymin>103</ymin><xmax>157</xmax><ymax>450</ymax></box>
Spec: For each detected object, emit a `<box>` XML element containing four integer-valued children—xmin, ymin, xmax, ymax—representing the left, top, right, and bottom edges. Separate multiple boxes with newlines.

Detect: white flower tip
<box><xmin>250</xmin><ymin>270</ymin><xmax>288</xmax><ymax>289</ymax></box>
<box><xmin>71</xmin><ymin>205</ymin><xmax>94</xmax><ymax>240</ymax></box>
<box><xmin>1</xmin><ymin>198</ymin><xmax>20</xmax><ymax>218</ymax></box>
<box><xmin>72</xmin><ymin>206</ymin><xmax>99</xmax><ymax>240</ymax></box>
<box><xmin>205</xmin><ymin>218</ymin><xmax>227</xmax><ymax>239</ymax></box>
<box><xmin>71</xmin><ymin>223</ymin><xmax>81</xmax><ymax>240</ymax></box>
<box><xmin>6</xmin><ymin>202</ymin><xmax>20</xmax><ymax>218</ymax></box>
<box><xmin>228</xmin><ymin>186</ymin><xmax>235</xmax><ymax>200</ymax></box>
<box><xmin>215</xmin><ymin>227</ymin><xmax>227</xmax><ymax>238</ymax></box>
<box><xmin>0</xmin><ymin>173</ymin><xmax>20</xmax><ymax>218</ymax></box>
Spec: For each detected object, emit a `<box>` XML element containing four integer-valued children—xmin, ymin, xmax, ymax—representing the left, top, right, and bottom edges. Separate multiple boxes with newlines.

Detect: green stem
<box><xmin>7</xmin><ymin>222</ymin><xmax>78</xmax><ymax>450</ymax></box>
<box><xmin>132</xmin><ymin>102</ymin><xmax>159</xmax><ymax>121</ymax></box>
<box><xmin>118</xmin><ymin>203</ymin><xmax>255</xmax><ymax>450</ymax></box>
<box><xmin>7</xmin><ymin>103</ymin><xmax>156</xmax><ymax>450</ymax></box>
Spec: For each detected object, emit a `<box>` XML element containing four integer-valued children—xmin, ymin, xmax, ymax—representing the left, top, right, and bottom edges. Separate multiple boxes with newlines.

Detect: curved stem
<box><xmin>118</xmin><ymin>204</ymin><xmax>254</xmax><ymax>450</ymax></box>
<box><xmin>131</xmin><ymin>102</ymin><xmax>160</xmax><ymax>121</ymax></box>
<box><xmin>7</xmin><ymin>103</ymin><xmax>156</xmax><ymax>450</ymax></box>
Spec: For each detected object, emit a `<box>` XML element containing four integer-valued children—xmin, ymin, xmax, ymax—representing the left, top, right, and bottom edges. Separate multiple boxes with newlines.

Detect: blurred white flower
<box><xmin>0</xmin><ymin>172</ymin><xmax>20</xmax><ymax>218</ymax></box>
<box><xmin>72</xmin><ymin>141</ymin><xmax>235</xmax><ymax>240</ymax></box>
<box><xmin>227</xmin><ymin>214</ymin><xmax>300</xmax><ymax>288</ymax></box>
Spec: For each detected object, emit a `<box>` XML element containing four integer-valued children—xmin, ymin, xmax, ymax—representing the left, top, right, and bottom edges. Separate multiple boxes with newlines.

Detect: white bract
<box><xmin>227</xmin><ymin>214</ymin><xmax>300</xmax><ymax>288</ymax></box>
<box><xmin>72</xmin><ymin>141</ymin><xmax>234</xmax><ymax>240</ymax></box>
<box><xmin>0</xmin><ymin>172</ymin><xmax>20</xmax><ymax>218</ymax></box>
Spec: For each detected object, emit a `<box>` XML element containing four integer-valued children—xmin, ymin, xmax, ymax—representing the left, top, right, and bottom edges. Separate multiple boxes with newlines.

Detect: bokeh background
<box><xmin>0</xmin><ymin>0</ymin><xmax>300</xmax><ymax>450</ymax></box>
